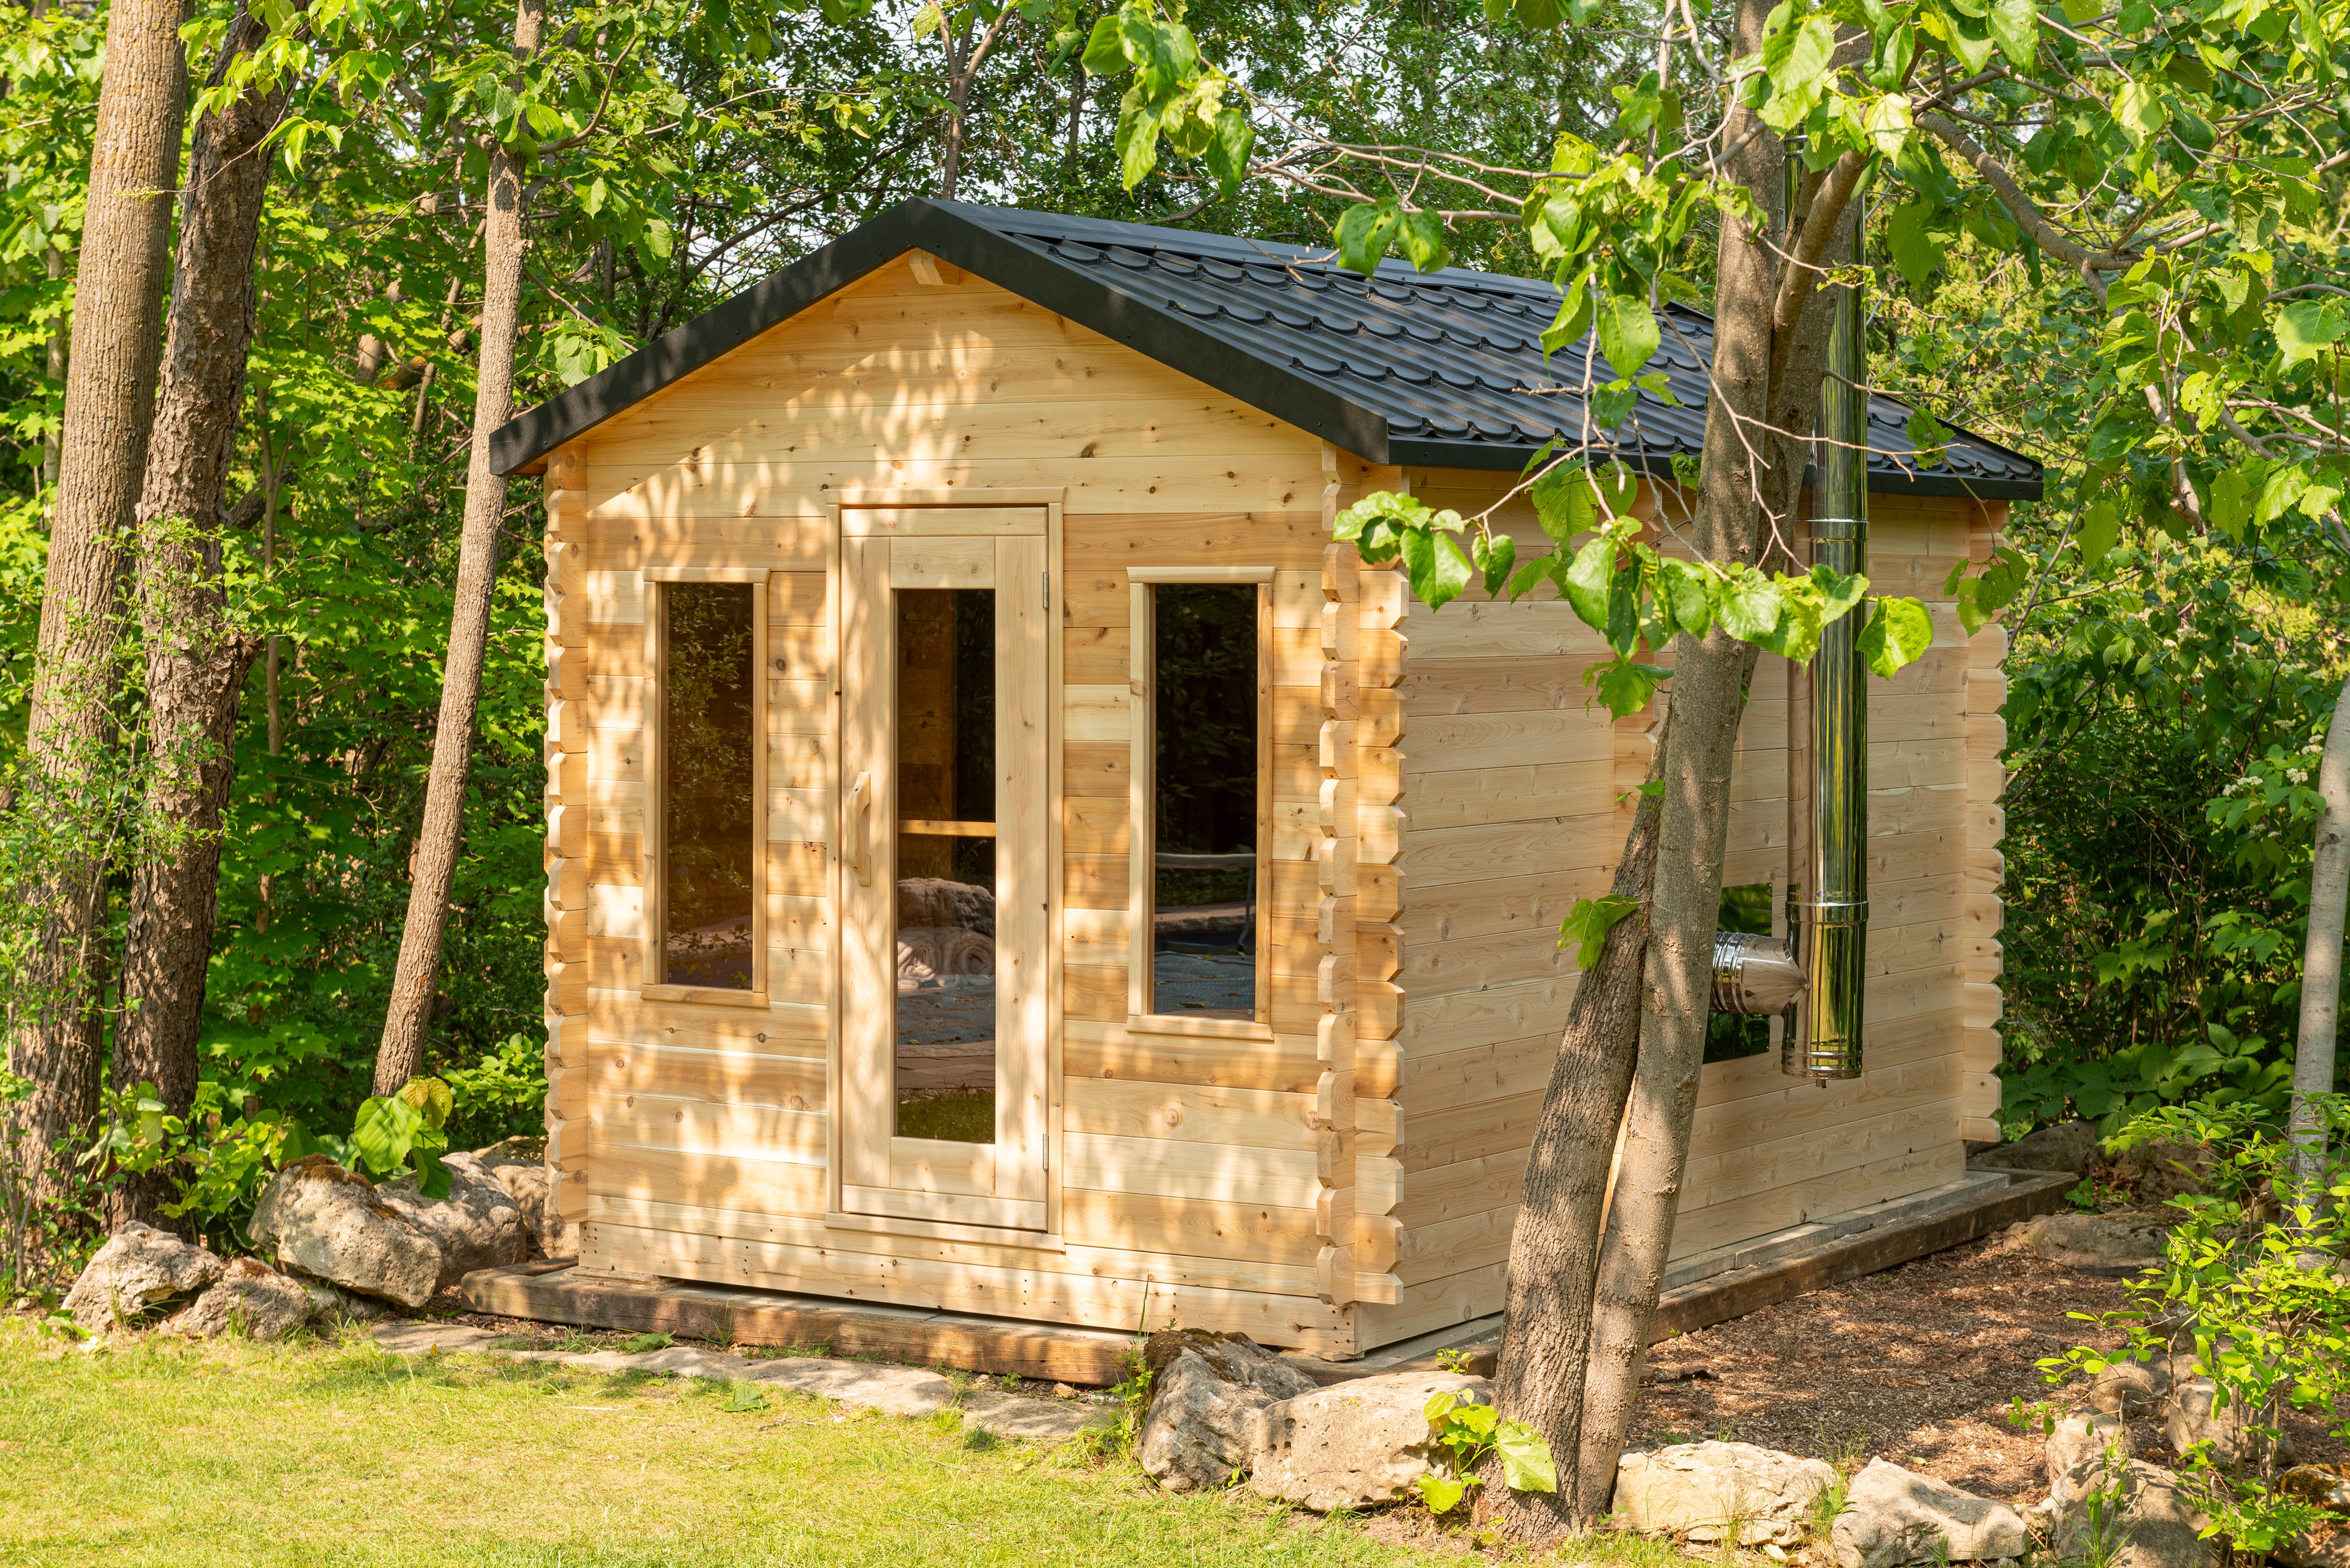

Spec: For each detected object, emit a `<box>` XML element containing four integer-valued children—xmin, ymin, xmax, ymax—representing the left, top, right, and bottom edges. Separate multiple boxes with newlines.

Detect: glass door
<box><xmin>838</xmin><ymin>521</ymin><xmax>1049</xmax><ymax>1231</ymax></box>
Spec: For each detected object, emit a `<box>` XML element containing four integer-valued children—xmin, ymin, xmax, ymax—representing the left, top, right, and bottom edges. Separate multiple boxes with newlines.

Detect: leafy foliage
<box><xmin>1416</xmin><ymin>1386</ymin><xmax>1559</xmax><ymax>1514</ymax></box>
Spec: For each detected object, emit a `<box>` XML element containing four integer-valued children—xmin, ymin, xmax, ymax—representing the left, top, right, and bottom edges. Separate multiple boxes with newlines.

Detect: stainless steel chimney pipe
<box><xmin>1787</xmin><ymin>208</ymin><xmax>1871</xmax><ymax>1081</ymax></box>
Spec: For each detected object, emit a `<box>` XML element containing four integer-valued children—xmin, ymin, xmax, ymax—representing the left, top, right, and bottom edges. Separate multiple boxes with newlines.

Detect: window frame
<box><xmin>642</xmin><ymin>566</ymin><xmax>770</xmax><ymax>1008</ymax></box>
<box><xmin>1125</xmin><ymin>567</ymin><xmax>1276</xmax><ymax>1039</ymax></box>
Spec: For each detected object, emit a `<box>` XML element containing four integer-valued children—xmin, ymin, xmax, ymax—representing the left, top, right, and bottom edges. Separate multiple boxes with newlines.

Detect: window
<box><xmin>1131</xmin><ymin>576</ymin><xmax>1268</xmax><ymax>1025</ymax></box>
<box><xmin>653</xmin><ymin>576</ymin><xmax>762</xmax><ymax>996</ymax></box>
<box><xmin>891</xmin><ymin>586</ymin><xmax>998</xmax><ymax>1141</ymax></box>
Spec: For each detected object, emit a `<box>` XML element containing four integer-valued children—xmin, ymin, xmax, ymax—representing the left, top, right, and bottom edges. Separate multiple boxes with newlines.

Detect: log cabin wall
<box><xmin>540</xmin><ymin>253</ymin><xmax>1400</xmax><ymax>1354</ymax></box>
<box><xmin>1356</xmin><ymin>468</ymin><xmax>2009</xmax><ymax>1347</ymax></box>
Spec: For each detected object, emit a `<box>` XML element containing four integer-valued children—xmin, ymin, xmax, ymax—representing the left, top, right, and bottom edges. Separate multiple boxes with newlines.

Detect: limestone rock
<box><xmin>179</xmin><ymin>1257</ymin><xmax>315</xmax><ymax>1341</ymax></box>
<box><xmin>250</xmin><ymin>1154</ymin><xmax>444</xmax><ymax>1310</ymax></box>
<box><xmin>1976</xmin><ymin>1121</ymin><xmax>2102</xmax><ymax>1175</ymax></box>
<box><xmin>465</xmin><ymin>1151</ymin><xmax>575</xmax><ymax>1259</ymax></box>
<box><xmin>2109</xmin><ymin>1141</ymin><xmax>2212</xmax><ymax>1204</ymax></box>
<box><xmin>2275</xmin><ymin>1468</ymin><xmax>2350</xmax><ymax>1568</ymax></box>
<box><xmin>962</xmin><ymin>1390</ymin><xmax>1113</xmax><ymax>1443</ymax></box>
<box><xmin>2165</xmin><ymin>1375</ymin><xmax>2295</xmax><ymax>1470</ymax></box>
<box><xmin>2088</xmin><ymin>1357</ymin><xmax>2175</xmax><ymax>1417</ymax></box>
<box><xmin>2049</xmin><ymin>1459</ymin><xmax>2211</xmax><ymax>1568</ymax></box>
<box><xmin>2006</xmin><ymin>1211</ymin><xmax>2173</xmax><ymax>1269</ymax></box>
<box><xmin>1831</xmin><ymin>1458</ymin><xmax>2028</xmax><ymax>1568</ymax></box>
<box><xmin>296</xmin><ymin>1277</ymin><xmax>389</xmax><ymax>1324</ymax></box>
<box><xmin>472</xmin><ymin>1135</ymin><xmax>546</xmax><ymax>1162</ymax></box>
<box><xmin>2047</xmin><ymin>1412</ymin><xmax>2133</xmax><ymax>1504</ymax></box>
<box><xmin>63</xmin><ymin>1222</ymin><xmax>225</xmax><ymax>1334</ymax></box>
<box><xmin>379</xmin><ymin>1153</ymin><xmax>528</xmax><ymax>1290</ymax></box>
<box><xmin>1138</xmin><ymin>1329</ymin><xmax>1320</xmax><ymax>1492</ymax></box>
<box><xmin>1249</xmin><ymin>1371</ymin><xmax>1491</xmax><ymax>1513</ymax></box>
<box><xmin>1614</xmin><ymin>1441</ymin><xmax>1838</xmax><ymax>1546</ymax></box>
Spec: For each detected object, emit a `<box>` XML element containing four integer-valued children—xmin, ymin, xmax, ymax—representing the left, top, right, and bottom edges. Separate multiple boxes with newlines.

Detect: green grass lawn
<box><xmin>0</xmin><ymin>1321</ymin><xmax>1456</xmax><ymax>1568</ymax></box>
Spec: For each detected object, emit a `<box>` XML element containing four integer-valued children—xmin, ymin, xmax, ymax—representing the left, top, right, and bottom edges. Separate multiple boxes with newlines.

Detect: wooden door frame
<box><xmin>823</xmin><ymin>496</ymin><xmax>1067</xmax><ymax>1249</ymax></box>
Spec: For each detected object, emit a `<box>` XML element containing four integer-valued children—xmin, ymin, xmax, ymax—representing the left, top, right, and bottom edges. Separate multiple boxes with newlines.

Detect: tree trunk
<box><xmin>6</xmin><ymin>0</ymin><xmax>187</xmax><ymax>1205</ymax></box>
<box><xmin>2288</xmin><ymin>668</ymin><xmax>2350</xmax><ymax>1192</ymax></box>
<box><xmin>939</xmin><ymin>20</ymin><xmax>971</xmax><ymax>200</ymax></box>
<box><xmin>1565</xmin><ymin>9</ymin><xmax>1869</xmax><ymax>1514</ymax></box>
<box><xmin>113</xmin><ymin>4</ymin><xmax>288</xmax><ymax>1232</ymax></box>
<box><xmin>372</xmin><ymin>0</ymin><xmax>544</xmax><ymax>1095</ymax></box>
<box><xmin>1482</xmin><ymin>737</ymin><xmax>1666</xmax><ymax>1537</ymax></box>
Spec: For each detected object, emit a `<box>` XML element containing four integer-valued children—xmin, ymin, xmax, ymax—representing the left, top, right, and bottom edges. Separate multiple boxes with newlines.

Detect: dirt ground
<box><xmin>1630</xmin><ymin>1231</ymin><xmax>2342</xmax><ymax>1504</ymax></box>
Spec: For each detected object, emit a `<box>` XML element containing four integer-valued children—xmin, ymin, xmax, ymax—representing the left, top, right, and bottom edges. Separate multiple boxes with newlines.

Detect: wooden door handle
<box><xmin>844</xmin><ymin>771</ymin><xmax>872</xmax><ymax>887</ymax></box>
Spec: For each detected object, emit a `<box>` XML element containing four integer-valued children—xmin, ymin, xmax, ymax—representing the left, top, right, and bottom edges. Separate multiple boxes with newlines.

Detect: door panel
<box><xmin>838</xmin><ymin>517</ymin><xmax>1051</xmax><ymax>1225</ymax></box>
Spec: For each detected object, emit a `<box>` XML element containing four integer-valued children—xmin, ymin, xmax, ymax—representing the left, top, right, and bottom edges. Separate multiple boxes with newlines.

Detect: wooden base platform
<box><xmin>460</xmin><ymin>1170</ymin><xmax>2075</xmax><ymax>1386</ymax></box>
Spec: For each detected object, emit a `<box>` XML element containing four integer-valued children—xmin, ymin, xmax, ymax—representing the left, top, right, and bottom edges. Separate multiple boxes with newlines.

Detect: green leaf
<box><xmin>1562</xmin><ymin>534</ymin><xmax>1617</xmax><ymax>631</ymax></box>
<box><xmin>1496</xmin><ymin>1421</ymin><xmax>1559</xmax><ymax>1493</ymax></box>
<box><xmin>1335</xmin><ymin>202</ymin><xmax>1401</xmax><ymax>275</ymax></box>
<box><xmin>719</xmin><ymin>1383</ymin><xmax>770</xmax><ymax>1412</ymax></box>
<box><xmin>1203</xmin><ymin>107</ymin><xmax>1254</xmax><ymax>196</ymax></box>
<box><xmin>1402</xmin><ymin>527</ymin><xmax>1475</xmax><ymax>610</ymax></box>
<box><xmin>347</xmin><ymin>1094</ymin><xmax>422</xmax><ymax>1180</ymax></box>
<box><xmin>1396</xmin><ymin>209</ymin><xmax>1450</xmax><ymax>273</ymax></box>
<box><xmin>1987</xmin><ymin>0</ymin><xmax>2038</xmax><ymax>65</ymax></box>
<box><xmin>1592</xmin><ymin>657</ymin><xmax>1667</xmax><ymax>718</ymax></box>
<box><xmin>412</xmin><ymin>1145</ymin><xmax>452</xmax><ymax>1201</ymax></box>
<box><xmin>1857</xmin><ymin>596</ymin><xmax>1935</xmax><ymax>675</ymax></box>
<box><xmin>1416</xmin><ymin>1474</ymin><xmax>1470</xmax><ymax>1514</ymax></box>
<box><xmin>1952</xmin><ymin>577</ymin><xmax>1990</xmax><ymax>636</ymax></box>
<box><xmin>1473</xmin><ymin>533</ymin><xmax>1517</xmax><ymax>597</ymax></box>
<box><xmin>1596</xmin><ymin>294</ymin><xmax>1661</xmax><ymax>378</ymax></box>
<box><xmin>1886</xmin><ymin>201</ymin><xmax>1945</xmax><ymax>292</ymax></box>
<box><xmin>2075</xmin><ymin>500</ymin><xmax>2120</xmax><ymax>567</ymax></box>
<box><xmin>1764</xmin><ymin>15</ymin><xmax>1839</xmax><ymax>97</ymax></box>
<box><xmin>1541</xmin><ymin>280</ymin><xmax>1594</xmax><ymax>355</ymax></box>
<box><xmin>1905</xmin><ymin>403</ymin><xmax>1949</xmax><ymax>468</ymax></box>
<box><xmin>1557</xmin><ymin>892</ymin><xmax>1640</xmax><ymax>968</ymax></box>
<box><xmin>1658</xmin><ymin>558</ymin><xmax>1713</xmax><ymax>638</ymax></box>
<box><xmin>2275</xmin><ymin>300</ymin><xmax>2347</xmax><ymax>368</ymax></box>
<box><xmin>1717</xmin><ymin>576</ymin><xmax>1783</xmax><ymax>642</ymax></box>
<box><xmin>2112</xmin><ymin>79</ymin><xmax>2166</xmax><ymax>145</ymax></box>
<box><xmin>1811</xmin><ymin>564</ymin><xmax>1869</xmax><ymax>624</ymax></box>
<box><xmin>1082</xmin><ymin>12</ymin><xmax>1130</xmax><ymax>73</ymax></box>
<box><xmin>397</xmin><ymin>1075</ymin><xmax>453</xmax><ymax>1131</ymax></box>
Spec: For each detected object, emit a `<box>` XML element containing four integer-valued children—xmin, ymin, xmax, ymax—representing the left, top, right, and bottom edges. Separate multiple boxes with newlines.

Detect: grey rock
<box><xmin>2088</xmin><ymin>1357</ymin><xmax>2175</xmax><ymax>1417</ymax></box>
<box><xmin>251</xmin><ymin>1155</ymin><xmax>444</xmax><ymax>1310</ymax></box>
<box><xmin>2275</xmin><ymin>1524</ymin><xmax>2350</xmax><ymax>1568</ymax></box>
<box><xmin>371</xmin><ymin>1322</ymin><xmax>508</xmax><ymax>1354</ymax></box>
<box><xmin>2047</xmin><ymin>1411</ymin><xmax>2133</xmax><ymax>1502</ymax></box>
<box><xmin>1137</xmin><ymin>1329</ymin><xmax>1319</xmax><ymax>1492</ymax></box>
<box><xmin>2050</xmin><ymin>1459</ymin><xmax>2212</xmax><ymax>1568</ymax></box>
<box><xmin>962</xmin><ymin>1390</ymin><xmax>1113</xmax><ymax>1443</ymax></box>
<box><xmin>1249</xmin><ymin>1371</ymin><xmax>1491</xmax><ymax>1513</ymax></box>
<box><xmin>1614</xmin><ymin>1441</ymin><xmax>1838</xmax><ymax>1546</ymax></box>
<box><xmin>465</xmin><ymin>1154</ymin><xmax>575</xmax><ymax>1259</ymax></box>
<box><xmin>1976</xmin><ymin>1121</ymin><xmax>2103</xmax><ymax>1175</ymax></box>
<box><xmin>379</xmin><ymin>1153</ymin><xmax>528</xmax><ymax>1290</ymax></box>
<box><xmin>2165</xmin><ymin>1375</ymin><xmax>2295</xmax><ymax>1470</ymax></box>
<box><xmin>897</xmin><ymin>876</ymin><xmax>994</xmax><ymax>936</ymax></box>
<box><xmin>2274</xmin><ymin>1469</ymin><xmax>2350</xmax><ymax>1568</ymax></box>
<box><xmin>63</xmin><ymin>1222</ymin><xmax>226</xmax><ymax>1334</ymax></box>
<box><xmin>2006</xmin><ymin>1211</ymin><xmax>2173</xmax><ymax>1269</ymax></box>
<box><xmin>735</xmin><ymin>1355</ymin><xmax>955</xmax><ymax>1417</ymax></box>
<box><xmin>178</xmin><ymin>1257</ymin><xmax>315</xmax><ymax>1342</ymax></box>
<box><xmin>296</xmin><ymin>1277</ymin><xmax>389</xmax><ymax>1324</ymax></box>
<box><xmin>1831</xmin><ymin>1458</ymin><xmax>2028</xmax><ymax>1568</ymax></box>
<box><xmin>2110</xmin><ymin>1141</ymin><xmax>2213</xmax><ymax>1204</ymax></box>
<box><xmin>471</xmin><ymin>1135</ymin><xmax>546</xmax><ymax>1162</ymax></box>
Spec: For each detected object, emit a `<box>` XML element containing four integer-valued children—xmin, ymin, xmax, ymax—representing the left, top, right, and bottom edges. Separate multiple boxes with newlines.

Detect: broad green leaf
<box><xmin>1592</xmin><ymin>657</ymin><xmax>1667</xmax><ymax>718</ymax></box>
<box><xmin>1758</xmin><ymin>583</ymin><xmax>1826</xmax><ymax>662</ymax></box>
<box><xmin>1886</xmin><ymin>201</ymin><xmax>1944</xmax><ymax>292</ymax></box>
<box><xmin>1082</xmin><ymin>13</ymin><xmax>1130</xmax><ymax>73</ymax></box>
<box><xmin>1562</xmin><ymin>534</ymin><xmax>1617</xmax><ymax>631</ymax></box>
<box><xmin>1416</xmin><ymin>1475</ymin><xmax>1470</xmax><ymax>1515</ymax></box>
<box><xmin>1335</xmin><ymin>202</ymin><xmax>1401</xmax><ymax>275</ymax></box>
<box><xmin>1905</xmin><ymin>403</ymin><xmax>1949</xmax><ymax>468</ymax></box>
<box><xmin>1396</xmin><ymin>209</ymin><xmax>1450</xmax><ymax>273</ymax></box>
<box><xmin>1862</xmin><ymin>92</ymin><xmax>1913</xmax><ymax>157</ymax></box>
<box><xmin>1764</xmin><ymin>15</ymin><xmax>1838</xmax><ymax>97</ymax></box>
<box><xmin>1558</xmin><ymin>891</ymin><xmax>1640</xmax><ymax>968</ymax></box>
<box><xmin>1473</xmin><ymin>532</ymin><xmax>1517</xmax><ymax>597</ymax></box>
<box><xmin>1530</xmin><ymin>462</ymin><xmax>1585</xmax><ymax>541</ymax></box>
<box><xmin>1717</xmin><ymin>576</ymin><xmax>1783</xmax><ymax>642</ymax></box>
<box><xmin>1858</xmin><ymin>596</ymin><xmax>1935</xmax><ymax>674</ymax></box>
<box><xmin>412</xmin><ymin>1143</ymin><xmax>452</xmax><ymax>1201</ymax></box>
<box><xmin>398</xmin><ymin>1075</ymin><xmax>454</xmax><ymax>1130</ymax></box>
<box><xmin>1988</xmin><ymin>0</ymin><xmax>2038</xmax><ymax>65</ymax></box>
<box><xmin>1542</xmin><ymin>279</ymin><xmax>1594</xmax><ymax>355</ymax></box>
<box><xmin>348</xmin><ymin>1094</ymin><xmax>423</xmax><ymax>1180</ymax></box>
<box><xmin>1597</xmin><ymin>294</ymin><xmax>1661</xmax><ymax>377</ymax></box>
<box><xmin>2275</xmin><ymin>300</ymin><xmax>2347</xmax><ymax>368</ymax></box>
<box><xmin>1115</xmin><ymin>105</ymin><xmax>1160</xmax><ymax>189</ymax></box>
<box><xmin>1658</xmin><ymin>558</ymin><xmax>1713</xmax><ymax>638</ymax></box>
<box><xmin>1952</xmin><ymin>577</ymin><xmax>1990</xmax><ymax>636</ymax></box>
<box><xmin>1505</xmin><ymin>553</ymin><xmax>1557</xmax><ymax>600</ymax></box>
<box><xmin>2075</xmin><ymin>500</ymin><xmax>2120</xmax><ymax>567</ymax></box>
<box><xmin>1402</xmin><ymin>527</ymin><xmax>1475</xmax><ymax>609</ymax></box>
<box><xmin>1496</xmin><ymin>1421</ymin><xmax>1560</xmax><ymax>1493</ymax></box>
<box><xmin>2112</xmin><ymin>79</ymin><xmax>2166</xmax><ymax>145</ymax></box>
<box><xmin>1203</xmin><ymin>107</ymin><xmax>1254</xmax><ymax>196</ymax></box>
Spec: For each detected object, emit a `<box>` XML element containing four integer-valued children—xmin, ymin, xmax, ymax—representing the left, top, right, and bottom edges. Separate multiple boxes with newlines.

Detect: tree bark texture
<box><xmin>1482</xmin><ymin>738</ymin><xmax>1667</xmax><ymax>1537</ymax></box>
<box><xmin>7</xmin><ymin>0</ymin><xmax>187</xmax><ymax>1201</ymax></box>
<box><xmin>372</xmin><ymin>0</ymin><xmax>544</xmax><ymax>1095</ymax></box>
<box><xmin>2288</xmin><ymin>668</ymin><xmax>2350</xmax><ymax>1190</ymax></box>
<box><xmin>113</xmin><ymin>5</ymin><xmax>288</xmax><ymax>1231</ymax></box>
<box><xmin>1566</xmin><ymin>16</ymin><xmax>1871</xmax><ymax>1514</ymax></box>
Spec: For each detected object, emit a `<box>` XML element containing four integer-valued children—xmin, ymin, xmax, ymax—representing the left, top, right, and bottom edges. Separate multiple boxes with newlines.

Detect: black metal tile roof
<box><xmin>492</xmin><ymin>198</ymin><xmax>2042</xmax><ymax>501</ymax></box>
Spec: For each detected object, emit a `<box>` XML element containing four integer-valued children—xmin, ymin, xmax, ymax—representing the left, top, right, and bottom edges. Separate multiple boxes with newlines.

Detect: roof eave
<box><xmin>1394</xmin><ymin>436</ymin><xmax>2041</xmax><ymax>502</ymax></box>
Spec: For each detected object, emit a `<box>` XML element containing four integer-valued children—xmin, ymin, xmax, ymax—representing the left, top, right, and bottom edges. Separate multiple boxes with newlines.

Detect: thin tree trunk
<box><xmin>6</xmin><ymin>0</ymin><xmax>187</xmax><ymax>1205</ymax></box>
<box><xmin>2288</xmin><ymin>668</ymin><xmax>2350</xmax><ymax>1192</ymax></box>
<box><xmin>42</xmin><ymin>243</ymin><xmax>64</xmax><ymax>513</ymax></box>
<box><xmin>940</xmin><ymin>20</ymin><xmax>970</xmax><ymax>199</ymax></box>
<box><xmin>113</xmin><ymin>4</ymin><xmax>288</xmax><ymax>1231</ymax></box>
<box><xmin>372</xmin><ymin>0</ymin><xmax>544</xmax><ymax>1095</ymax></box>
<box><xmin>1480</xmin><ymin>736</ymin><xmax>1667</xmax><ymax>1537</ymax></box>
<box><xmin>1566</xmin><ymin>12</ymin><xmax>1868</xmax><ymax>1514</ymax></box>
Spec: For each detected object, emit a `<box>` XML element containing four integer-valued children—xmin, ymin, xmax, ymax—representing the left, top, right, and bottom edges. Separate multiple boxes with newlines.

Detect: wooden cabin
<box><xmin>498</xmin><ymin>201</ymin><xmax>2043</xmax><ymax>1359</ymax></box>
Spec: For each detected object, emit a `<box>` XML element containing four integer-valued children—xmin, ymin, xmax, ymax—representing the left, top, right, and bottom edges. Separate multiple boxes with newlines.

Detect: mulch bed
<box><xmin>1632</xmin><ymin>1231</ymin><xmax>2344</xmax><ymax>1503</ymax></box>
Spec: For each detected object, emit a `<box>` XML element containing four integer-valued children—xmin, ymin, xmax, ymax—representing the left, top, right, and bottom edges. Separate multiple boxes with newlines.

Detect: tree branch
<box><xmin>1918</xmin><ymin>112</ymin><xmax>2138</xmax><ymax>285</ymax></box>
